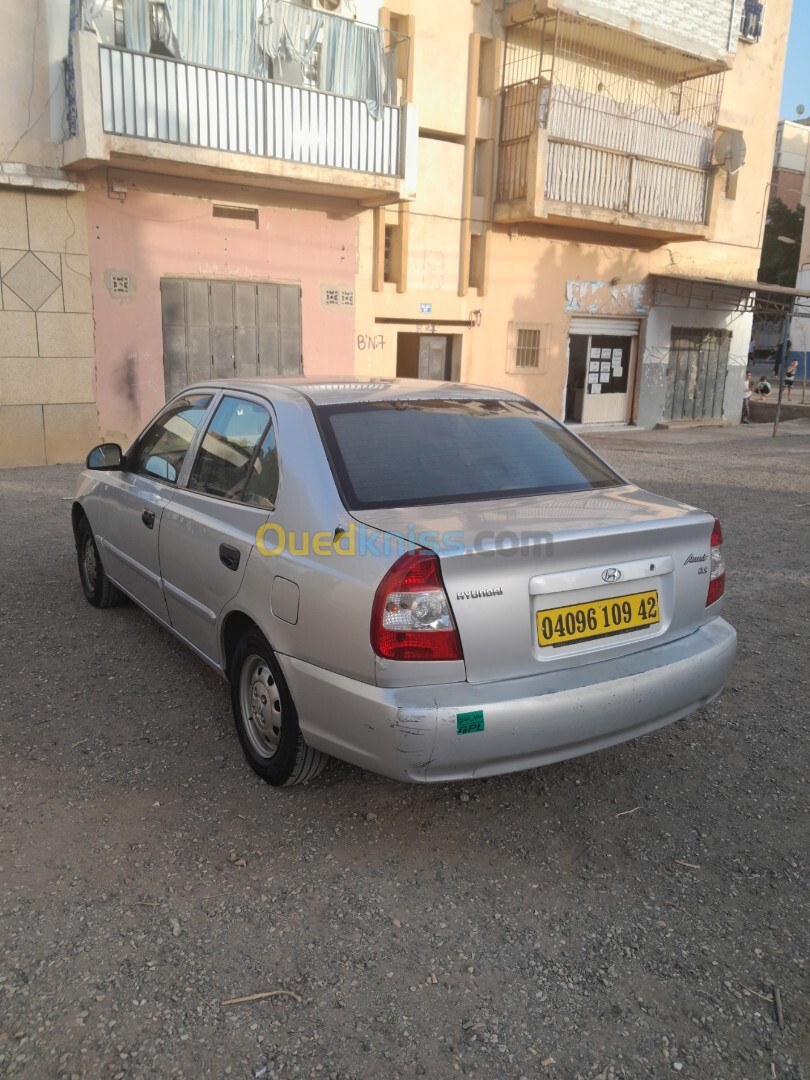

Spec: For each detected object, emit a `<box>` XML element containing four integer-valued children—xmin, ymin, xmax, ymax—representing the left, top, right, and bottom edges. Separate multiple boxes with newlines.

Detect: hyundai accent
<box><xmin>72</xmin><ymin>380</ymin><xmax>736</xmax><ymax>786</ymax></box>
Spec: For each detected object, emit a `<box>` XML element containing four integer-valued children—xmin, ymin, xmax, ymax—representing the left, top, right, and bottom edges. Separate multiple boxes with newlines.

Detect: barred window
<box><xmin>516</xmin><ymin>328</ymin><xmax>541</xmax><ymax>368</ymax></box>
<box><xmin>508</xmin><ymin>323</ymin><xmax>550</xmax><ymax>374</ymax></box>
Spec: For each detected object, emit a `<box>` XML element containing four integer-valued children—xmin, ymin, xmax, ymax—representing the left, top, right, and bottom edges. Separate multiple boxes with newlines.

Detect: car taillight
<box><xmin>371</xmin><ymin>550</ymin><xmax>463</xmax><ymax>661</ymax></box>
<box><xmin>706</xmin><ymin>517</ymin><xmax>725</xmax><ymax>606</ymax></box>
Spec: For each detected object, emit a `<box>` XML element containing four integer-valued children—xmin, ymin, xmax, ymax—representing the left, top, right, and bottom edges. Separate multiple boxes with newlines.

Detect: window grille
<box><xmin>508</xmin><ymin>323</ymin><xmax>550</xmax><ymax>373</ymax></box>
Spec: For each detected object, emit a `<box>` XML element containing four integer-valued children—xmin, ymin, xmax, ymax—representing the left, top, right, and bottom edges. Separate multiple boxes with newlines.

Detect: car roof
<box><xmin>186</xmin><ymin>377</ymin><xmax>526</xmax><ymax>406</ymax></box>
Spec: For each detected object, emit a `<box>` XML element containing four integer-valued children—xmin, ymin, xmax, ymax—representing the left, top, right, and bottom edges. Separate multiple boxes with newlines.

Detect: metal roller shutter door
<box><xmin>569</xmin><ymin>317</ymin><xmax>641</xmax><ymax>337</ymax></box>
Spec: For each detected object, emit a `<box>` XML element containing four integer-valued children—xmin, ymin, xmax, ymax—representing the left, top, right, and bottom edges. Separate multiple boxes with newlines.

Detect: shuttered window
<box><xmin>160</xmin><ymin>278</ymin><xmax>302</xmax><ymax>400</ymax></box>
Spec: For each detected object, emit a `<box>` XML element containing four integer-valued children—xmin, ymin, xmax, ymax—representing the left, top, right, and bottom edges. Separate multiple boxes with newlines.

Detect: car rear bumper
<box><xmin>279</xmin><ymin>618</ymin><xmax>737</xmax><ymax>783</ymax></box>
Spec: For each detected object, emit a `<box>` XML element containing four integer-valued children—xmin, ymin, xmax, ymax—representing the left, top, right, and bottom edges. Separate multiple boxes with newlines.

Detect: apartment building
<box><xmin>772</xmin><ymin>118</ymin><xmax>810</xmax><ymax>211</ymax></box>
<box><xmin>790</xmin><ymin>140</ymin><xmax>810</xmax><ymax>377</ymax></box>
<box><xmin>0</xmin><ymin>0</ymin><xmax>795</xmax><ymax>466</ymax></box>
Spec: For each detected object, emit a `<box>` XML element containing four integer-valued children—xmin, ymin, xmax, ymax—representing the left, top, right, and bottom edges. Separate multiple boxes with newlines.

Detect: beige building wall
<box><xmin>0</xmin><ymin>0</ymin><xmax>795</xmax><ymax>462</ymax></box>
<box><xmin>0</xmin><ymin>189</ymin><xmax>97</xmax><ymax>465</ymax></box>
<box><xmin>648</xmin><ymin>4</ymin><xmax>793</xmax><ymax>281</ymax></box>
<box><xmin>355</xmin><ymin>0</ymin><xmax>792</xmax><ymax>426</ymax></box>
<box><xmin>0</xmin><ymin>0</ymin><xmax>99</xmax><ymax>467</ymax></box>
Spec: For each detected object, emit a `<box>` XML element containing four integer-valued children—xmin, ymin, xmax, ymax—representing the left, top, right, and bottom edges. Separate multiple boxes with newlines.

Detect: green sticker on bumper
<box><xmin>457</xmin><ymin>710</ymin><xmax>485</xmax><ymax>735</ymax></box>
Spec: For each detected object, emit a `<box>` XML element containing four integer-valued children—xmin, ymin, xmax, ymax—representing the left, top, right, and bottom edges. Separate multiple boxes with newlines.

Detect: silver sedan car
<box><xmin>73</xmin><ymin>379</ymin><xmax>736</xmax><ymax>786</ymax></box>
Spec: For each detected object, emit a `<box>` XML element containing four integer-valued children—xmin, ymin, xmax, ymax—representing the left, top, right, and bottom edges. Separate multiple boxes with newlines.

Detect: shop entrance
<box><xmin>565</xmin><ymin>318</ymin><xmax>639</xmax><ymax>424</ymax></box>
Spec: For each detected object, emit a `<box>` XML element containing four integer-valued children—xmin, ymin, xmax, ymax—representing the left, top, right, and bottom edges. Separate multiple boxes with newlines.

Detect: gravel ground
<box><xmin>1</xmin><ymin>420</ymin><xmax>808</xmax><ymax>1080</ymax></box>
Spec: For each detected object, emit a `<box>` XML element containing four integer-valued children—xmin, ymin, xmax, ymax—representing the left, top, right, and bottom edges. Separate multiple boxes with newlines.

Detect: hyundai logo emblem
<box><xmin>602</xmin><ymin>568</ymin><xmax>622</xmax><ymax>583</ymax></box>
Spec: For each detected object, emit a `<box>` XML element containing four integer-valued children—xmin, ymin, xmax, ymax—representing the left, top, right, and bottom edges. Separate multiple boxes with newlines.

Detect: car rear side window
<box><xmin>187</xmin><ymin>397</ymin><xmax>275</xmax><ymax>505</ymax></box>
<box><xmin>316</xmin><ymin>399</ymin><xmax>621</xmax><ymax>509</ymax></box>
<box><xmin>134</xmin><ymin>394</ymin><xmax>213</xmax><ymax>484</ymax></box>
<box><xmin>242</xmin><ymin>425</ymin><xmax>280</xmax><ymax>510</ymax></box>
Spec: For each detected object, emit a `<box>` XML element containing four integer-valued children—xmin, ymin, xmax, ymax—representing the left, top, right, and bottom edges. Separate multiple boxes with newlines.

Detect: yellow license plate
<box><xmin>537</xmin><ymin>590</ymin><xmax>660</xmax><ymax>648</ymax></box>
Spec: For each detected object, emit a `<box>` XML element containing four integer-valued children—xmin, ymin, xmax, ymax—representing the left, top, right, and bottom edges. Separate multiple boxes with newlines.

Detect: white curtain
<box><xmin>319</xmin><ymin>15</ymin><xmax>386</xmax><ymax>119</ymax></box>
<box><xmin>256</xmin><ymin>0</ymin><xmax>323</xmax><ymax>69</ymax></box>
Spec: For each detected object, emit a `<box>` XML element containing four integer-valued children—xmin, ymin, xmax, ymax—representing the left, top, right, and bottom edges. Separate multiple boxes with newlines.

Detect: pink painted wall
<box><xmin>86</xmin><ymin>179</ymin><xmax>358</xmax><ymax>443</ymax></box>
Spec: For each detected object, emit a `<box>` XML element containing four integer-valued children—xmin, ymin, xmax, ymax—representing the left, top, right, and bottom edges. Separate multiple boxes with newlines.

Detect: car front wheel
<box><xmin>230</xmin><ymin>627</ymin><xmax>328</xmax><ymax>787</ymax></box>
<box><xmin>75</xmin><ymin>516</ymin><xmax>126</xmax><ymax>608</ymax></box>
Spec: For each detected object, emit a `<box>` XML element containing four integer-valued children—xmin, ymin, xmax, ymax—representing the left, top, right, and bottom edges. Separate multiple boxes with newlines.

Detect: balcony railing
<box><xmin>98</xmin><ymin>44</ymin><xmax>403</xmax><ymax>176</ymax></box>
<box><xmin>496</xmin><ymin>12</ymin><xmax>724</xmax><ymax>230</ymax></box>
<box><xmin>544</xmin><ymin>140</ymin><xmax>710</xmax><ymax>223</ymax></box>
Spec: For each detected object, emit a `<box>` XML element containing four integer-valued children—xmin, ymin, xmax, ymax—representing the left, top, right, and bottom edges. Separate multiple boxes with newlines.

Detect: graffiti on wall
<box><xmin>565</xmin><ymin>281</ymin><xmax>651</xmax><ymax>316</ymax></box>
<box><xmin>357</xmin><ymin>334</ymin><xmax>386</xmax><ymax>351</ymax></box>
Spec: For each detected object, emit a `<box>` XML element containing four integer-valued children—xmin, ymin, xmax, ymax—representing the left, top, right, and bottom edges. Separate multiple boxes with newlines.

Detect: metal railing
<box><xmin>98</xmin><ymin>44</ymin><xmax>403</xmax><ymax>177</ymax></box>
<box><xmin>496</xmin><ymin>12</ymin><xmax>723</xmax><ymax>224</ymax></box>
<box><xmin>545</xmin><ymin>139</ymin><xmax>710</xmax><ymax>224</ymax></box>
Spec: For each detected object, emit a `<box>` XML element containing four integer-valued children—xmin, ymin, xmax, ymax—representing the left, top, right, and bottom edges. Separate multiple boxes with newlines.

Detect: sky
<box><xmin>780</xmin><ymin>1</ymin><xmax>809</xmax><ymax>119</ymax></box>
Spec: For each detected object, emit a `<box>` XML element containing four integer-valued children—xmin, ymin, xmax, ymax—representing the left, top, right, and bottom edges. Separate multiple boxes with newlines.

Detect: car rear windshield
<box><xmin>315</xmin><ymin>398</ymin><xmax>621</xmax><ymax>510</ymax></box>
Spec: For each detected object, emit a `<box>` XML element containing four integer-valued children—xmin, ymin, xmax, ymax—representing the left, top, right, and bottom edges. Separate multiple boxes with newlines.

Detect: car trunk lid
<box><xmin>353</xmin><ymin>485</ymin><xmax>716</xmax><ymax>685</ymax></box>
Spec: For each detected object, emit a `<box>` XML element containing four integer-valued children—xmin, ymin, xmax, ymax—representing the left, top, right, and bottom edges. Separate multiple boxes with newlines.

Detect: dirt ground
<box><xmin>1</xmin><ymin>420</ymin><xmax>808</xmax><ymax>1080</ymax></box>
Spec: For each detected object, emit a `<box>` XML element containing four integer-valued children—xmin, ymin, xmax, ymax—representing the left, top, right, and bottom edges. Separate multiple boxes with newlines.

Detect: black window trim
<box><xmin>309</xmin><ymin>395</ymin><xmax>623</xmax><ymax>512</ymax></box>
<box><xmin>179</xmin><ymin>390</ymin><xmax>281</xmax><ymax>511</ymax></box>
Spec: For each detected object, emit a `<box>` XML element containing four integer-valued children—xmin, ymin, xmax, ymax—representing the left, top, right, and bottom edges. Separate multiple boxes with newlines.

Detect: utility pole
<box><xmin>772</xmin><ymin>297</ymin><xmax>797</xmax><ymax>437</ymax></box>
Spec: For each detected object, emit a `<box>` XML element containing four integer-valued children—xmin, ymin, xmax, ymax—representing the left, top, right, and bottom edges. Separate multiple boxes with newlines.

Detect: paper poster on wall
<box><xmin>601</xmin><ymin>349</ymin><xmax>612</xmax><ymax>360</ymax></box>
<box><xmin>590</xmin><ymin>348</ymin><xmax>602</xmax><ymax>360</ymax></box>
<box><xmin>589</xmin><ymin>361</ymin><xmax>600</xmax><ymax>372</ymax></box>
<box><xmin>600</xmin><ymin>372</ymin><xmax>610</xmax><ymax>383</ymax></box>
<box><xmin>588</xmin><ymin>373</ymin><xmax>599</xmax><ymax>384</ymax></box>
<box><xmin>600</xmin><ymin>362</ymin><xmax>610</xmax><ymax>372</ymax></box>
<box><xmin>612</xmin><ymin>349</ymin><xmax>623</xmax><ymax>362</ymax></box>
<box><xmin>613</xmin><ymin>365</ymin><xmax>624</xmax><ymax>378</ymax></box>
<box><xmin>591</xmin><ymin>383</ymin><xmax>602</xmax><ymax>394</ymax></box>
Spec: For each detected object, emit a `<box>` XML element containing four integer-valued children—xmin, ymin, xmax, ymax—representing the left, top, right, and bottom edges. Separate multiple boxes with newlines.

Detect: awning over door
<box><xmin>651</xmin><ymin>274</ymin><xmax>810</xmax><ymax>318</ymax></box>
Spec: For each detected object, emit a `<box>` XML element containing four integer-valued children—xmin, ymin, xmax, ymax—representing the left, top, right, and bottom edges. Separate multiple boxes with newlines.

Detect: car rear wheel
<box><xmin>75</xmin><ymin>516</ymin><xmax>126</xmax><ymax>608</ymax></box>
<box><xmin>230</xmin><ymin>627</ymin><xmax>328</xmax><ymax>787</ymax></box>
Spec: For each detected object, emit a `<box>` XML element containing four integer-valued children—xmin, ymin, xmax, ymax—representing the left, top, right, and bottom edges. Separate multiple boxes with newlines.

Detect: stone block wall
<box><xmin>0</xmin><ymin>188</ymin><xmax>98</xmax><ymax>467</ymax></box>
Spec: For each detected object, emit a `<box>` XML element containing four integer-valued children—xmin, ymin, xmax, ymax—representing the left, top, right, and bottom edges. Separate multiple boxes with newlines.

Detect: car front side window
<box><xmin>133</xmin><ymin>394</ymin><xmax>213</xmax><ymax>484</ymax></box>
<box><xmin>187</xmin><ymin>397</ymin><xmax>272</xmax><ymax>503</ymax></box>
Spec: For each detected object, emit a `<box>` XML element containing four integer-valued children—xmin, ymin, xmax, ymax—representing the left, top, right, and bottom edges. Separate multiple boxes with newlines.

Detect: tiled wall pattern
<box><xmin>0</xmin><ymin>188</ymin><xmax>98</xmax><ymax>466</ymax></box>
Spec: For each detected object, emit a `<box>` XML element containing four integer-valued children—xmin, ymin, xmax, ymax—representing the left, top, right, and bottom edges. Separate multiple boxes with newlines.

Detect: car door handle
<box><xmin>141</xmin><ymin>509</ymin><xmax>156</xmax><ymax>530</ymax></box>
<box><xmin>219</xmin><ymin>544</ymin><xmax>241</xmax><ymax>572</ymax></box>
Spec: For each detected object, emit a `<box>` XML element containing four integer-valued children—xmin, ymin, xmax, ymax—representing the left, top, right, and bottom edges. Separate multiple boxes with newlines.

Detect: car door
<box><xmin>95</xmin><ymin>393</ymin><xmax>214</xmax><ymax>621</ymax></box>
<box><xmin>159</xmin><ymin>394</ymin><xmax>279</xmax><ymax>664</ymax></box>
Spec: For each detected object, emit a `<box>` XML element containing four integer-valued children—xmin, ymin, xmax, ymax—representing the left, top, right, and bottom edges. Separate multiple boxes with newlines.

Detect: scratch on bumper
<box><xmin>278</xmin><ymin>619</ymin><xmax>737</xmax><ymax>784</ymax></box>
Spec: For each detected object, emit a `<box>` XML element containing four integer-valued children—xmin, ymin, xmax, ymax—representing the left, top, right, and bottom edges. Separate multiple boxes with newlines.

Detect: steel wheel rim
<box><xmin>240</xmin><ymin>654</ymin><xmax>282</xmax><ymax>759</ymax></box>
<box><xmin>82</xmin><ymin>534</ymin><xmax>98</xmax><ymax>591</ymax></box>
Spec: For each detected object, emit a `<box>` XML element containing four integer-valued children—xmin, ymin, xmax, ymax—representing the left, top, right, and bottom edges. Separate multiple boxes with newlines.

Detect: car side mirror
<box><xmin>87</xmin><ymin>443</ymin><xmax>125</xmax><ymax>470</ymax></box>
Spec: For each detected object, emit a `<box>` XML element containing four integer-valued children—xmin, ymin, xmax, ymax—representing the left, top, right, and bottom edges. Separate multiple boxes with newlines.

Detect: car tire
<box><xmin>230</xmin><ymin>627</ymin><xmax>328</xmax><ymax>787</ymax></box>
<box><xmin>75</xmin><ymin>515</ymin><xmax>126</xmax><ymax>609</ymax></box>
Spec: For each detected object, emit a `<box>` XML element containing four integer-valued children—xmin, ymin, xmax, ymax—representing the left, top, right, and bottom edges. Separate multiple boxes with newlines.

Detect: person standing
<box><xmin>773</xmin><ymin>338</ymin><xmax>791</xmax><ymax>378</ymax></box>
<box><xmin>741</xmin><ymin>371</ymin><xmax>754</xmax><ymax>423</ymax></box>
<box><xmin>784</xmin><ymin>358</ymin><xmax>798</xmax><ymax>401</ymax></box>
